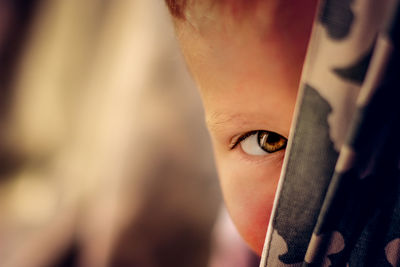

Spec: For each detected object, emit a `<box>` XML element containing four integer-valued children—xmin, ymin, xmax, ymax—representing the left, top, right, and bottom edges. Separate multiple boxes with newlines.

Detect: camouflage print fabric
<box><xmin>260</xmin><ymin>0</ymin><xmax>400</xmax><ymax>266</ymax></box>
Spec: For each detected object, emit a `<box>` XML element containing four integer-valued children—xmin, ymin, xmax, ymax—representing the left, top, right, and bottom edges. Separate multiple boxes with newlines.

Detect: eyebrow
<box><xmin>206</xmin><ymin>111</ymin><xmax>246</xmax><ymax>132</ymax></box>
<box><xmin>206</xmin><ymin>111</ymin><xmax>267</xmax><ymax>135</ymax></box>
<box><xmin>205</xmin><ymin>110</ymin><xmax>289</xmax><ymax>139</ymax></box>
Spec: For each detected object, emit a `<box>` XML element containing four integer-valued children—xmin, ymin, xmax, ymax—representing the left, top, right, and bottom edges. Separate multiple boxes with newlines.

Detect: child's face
<box><xmin>174</xmin><ymin>1</ymin><xmax>316</xmax><ymax>254</ymax></box>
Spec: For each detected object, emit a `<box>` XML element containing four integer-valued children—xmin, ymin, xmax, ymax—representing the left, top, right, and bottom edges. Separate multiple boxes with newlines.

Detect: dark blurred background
<box><xmin>0</xmin><ymin>1</ymin><xmax>258</xmax><ymax>266</ymax></box>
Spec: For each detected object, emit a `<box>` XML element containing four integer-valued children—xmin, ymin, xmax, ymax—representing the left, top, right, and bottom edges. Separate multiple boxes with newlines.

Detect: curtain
<box><xmin>260</xmin><ymin>0</ymin><xmax>400</xmax><ymax>266</ymax></box>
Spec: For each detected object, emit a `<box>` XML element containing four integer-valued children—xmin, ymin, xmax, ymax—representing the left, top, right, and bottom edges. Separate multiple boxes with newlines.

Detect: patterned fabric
<box><xmin>260</xmin><ymin>0</ymin><xmax>400</xmax><ymax>266</ymax></box>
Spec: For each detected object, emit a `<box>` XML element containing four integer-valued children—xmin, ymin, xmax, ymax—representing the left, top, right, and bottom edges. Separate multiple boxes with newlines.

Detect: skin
<box><xmin>173</xmin><ymin>0</ymin><xmax>318</xmax><ymax>254</ymax></box>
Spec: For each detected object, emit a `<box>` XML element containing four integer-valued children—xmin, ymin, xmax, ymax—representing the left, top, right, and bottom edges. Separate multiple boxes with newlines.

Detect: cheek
<box><xmin>215</xmin><ymin>153</ymin><xmax>283</xmax><ymax>255</ymax></box>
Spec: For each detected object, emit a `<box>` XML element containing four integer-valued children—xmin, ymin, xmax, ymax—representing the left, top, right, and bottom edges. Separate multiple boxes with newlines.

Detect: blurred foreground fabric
<box><xmin>261</xmin><ymin>0</ymin><xmax>400</xmax><ymax>266</ymax></box>
<box><xmin>0</xmin><ymin>1</ymin><xmax>222</xmax><ymax>266</ymax></box>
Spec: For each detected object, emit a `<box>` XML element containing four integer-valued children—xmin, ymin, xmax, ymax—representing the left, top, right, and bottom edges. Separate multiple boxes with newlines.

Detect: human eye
<box><xmin>231</xmin><ymin>130</ymin><xmax>287</xmax><ymax>155</ymax></box>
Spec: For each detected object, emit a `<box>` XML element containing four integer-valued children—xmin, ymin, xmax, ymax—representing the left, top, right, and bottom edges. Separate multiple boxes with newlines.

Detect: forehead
<box><xmin>174</xmin><ymin>5</ymin><xmax>296</xmax><ymax>96</ymax></box>
<box><xmin>169</xmin><ymin>0</ymin><xmax>290</xmax><ymax>43</ymax></box>
<box><xmin>175</xmin><ymin>19</ymin><xmax>298</xmax><ymax>136</ymax></box>
<box><xmin>172</xmin><ymin>0</ymin><xmax>316</xmax><ymax>138</ymax></box>
<box><xmin>172</xmin><ymin>1</ymin><xmax>306</xmax><ymax>60</ymax></box>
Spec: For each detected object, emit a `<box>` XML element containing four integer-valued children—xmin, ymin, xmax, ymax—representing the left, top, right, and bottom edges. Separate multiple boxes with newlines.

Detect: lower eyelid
<box><xmin>236</xmin><ymin>148</ymin><xmax>285</xmax><ymax>166</ymax></box>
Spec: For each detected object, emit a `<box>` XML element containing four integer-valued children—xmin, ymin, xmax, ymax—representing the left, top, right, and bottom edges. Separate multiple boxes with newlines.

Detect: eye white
<box><xmin>240</xmin><ymin>132</ymin><xmax>269</xmax><ymax>155</ymax></box>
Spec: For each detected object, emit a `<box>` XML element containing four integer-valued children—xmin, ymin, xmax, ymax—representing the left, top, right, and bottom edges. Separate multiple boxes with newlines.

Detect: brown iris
<box><xmin>257</xmin><ymin>131</ymin><xmax>287</xmax><ymax>153</ymax></box>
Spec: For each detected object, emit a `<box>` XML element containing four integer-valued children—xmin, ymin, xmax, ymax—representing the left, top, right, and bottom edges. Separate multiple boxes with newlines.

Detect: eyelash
<box><xmin>230</xmin><ymin>130</ymin><xmax>259</xmax><ymax>150</ymax></box>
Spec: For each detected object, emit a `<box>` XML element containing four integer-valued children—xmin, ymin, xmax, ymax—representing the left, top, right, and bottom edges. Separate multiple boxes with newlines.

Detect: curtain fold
<box><xmin>260</xmin><ymin>0</ymin><xmax>400</xmax><ymax>266</ymax></box>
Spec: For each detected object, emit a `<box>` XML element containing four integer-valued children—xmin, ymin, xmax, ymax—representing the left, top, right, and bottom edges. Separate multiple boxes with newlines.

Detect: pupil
<box><xmin>265</xmin><ymin>132</ymin><xmax>280</xmax><ymax>143</ymax></box>
<box><xmin>257</xmin><ymin>131</ymin><xmax>287</xmax><ymax>153</ymax></box>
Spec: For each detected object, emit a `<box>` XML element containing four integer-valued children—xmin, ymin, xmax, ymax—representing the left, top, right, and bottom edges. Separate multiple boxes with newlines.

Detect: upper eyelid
<box><xmin>229</xmin><ymin>130</ymin><xmax>258</xmax><ymax>150</ymax></box>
